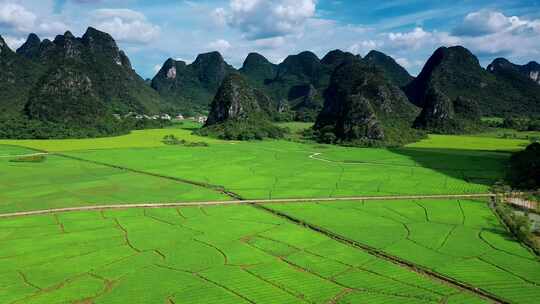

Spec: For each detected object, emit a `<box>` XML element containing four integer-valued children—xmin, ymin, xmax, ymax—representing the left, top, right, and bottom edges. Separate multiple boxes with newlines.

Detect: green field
<box><xmin>266</xmin><ymin>199</ymin><xmax>540</xmax><ymax>304</ymax></box>
<box><xmin>0</xmin><ymin>139</ymin><xmax>505</xmax><ymax>213</ymax></box>
<box><xmin>0</xmin><ymin>204</ymin><xmax>492</xmax><ymax>304</ymax></box>
<box><xmin>0</xmin><ymin>128</ymin><xmax>220</xmax><ymax>152</ymax></box>
<box><xmin>0</xmin><ymin>145</ymin><xmax>229</xmax><ymax>214</ymax></box>
<box><xmin>1</xmin><ymin>127</ymin><xmax>538</xmax><ymax>303</ymax></box>
<box><xmin>406</xmin><ymin>134</ymin><xmax>529</xmax><ymax>151</ymax></box>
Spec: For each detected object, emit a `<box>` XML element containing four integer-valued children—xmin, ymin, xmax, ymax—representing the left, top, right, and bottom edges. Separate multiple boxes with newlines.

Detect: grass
<box><xmin>0</xmin><ymin>128</ymin><xmax>221</xmax><ymax>152</ymax></box>
<box><xmin>0</xmin><ymin>128</ymin><xmax>537</xmax><ymax>303</ymax></box>
<box><xmin>58</xmin><ymin>140</ymin><xmax>504</xmax><ymax>200</ymax></box>
<box><xmin>0</xmin><ymin>131</ymin><xmax>509</xmax><ymax>213</ymax></box>
<box><xmin>0</xmin><ymin>145</ymin><xmax>229</xmax><ymax>214</ymax></box>
<box><xmin>407</xmin><ymin>134</ymin><xmax>530</xmax><ymax>151</ymax></box>
<box><xmin>265</xmin><ymin>199</ymin><xmax>540</xmax><ymax>304</ymax></box>
<box><xmin>0</xmin><ymin>204</ymin><xmax>486</xmax><ymax>304</ymax></box>
<box><xmin>8</xmin><ymin>154</ymin><xmax>46</xmax><ymax>163</ymax></box>
<box><xmin>474</xmin><ymin>128</ymin><xmax>540</xmax><ymax>141</ymax></box>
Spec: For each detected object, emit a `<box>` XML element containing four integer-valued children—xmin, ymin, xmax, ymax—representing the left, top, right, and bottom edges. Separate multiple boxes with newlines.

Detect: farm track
<box><xmin>0</xmin><ymin>194</ymin><xmax>497</xmax><ymax>218</ymax></box>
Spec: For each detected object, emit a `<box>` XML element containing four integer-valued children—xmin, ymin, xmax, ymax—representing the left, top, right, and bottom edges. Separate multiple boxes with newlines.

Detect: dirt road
<box><xmin>0</xmin><ymin>193</ymin><xmax>495</xmax><ymax>218</ymax></box>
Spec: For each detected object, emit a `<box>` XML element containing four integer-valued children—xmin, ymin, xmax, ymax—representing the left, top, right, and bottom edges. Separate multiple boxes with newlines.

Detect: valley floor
<box><xmin>0</xmin><ymin>126</ymin><xmax>538</xmax><ymax>304</ymax></box>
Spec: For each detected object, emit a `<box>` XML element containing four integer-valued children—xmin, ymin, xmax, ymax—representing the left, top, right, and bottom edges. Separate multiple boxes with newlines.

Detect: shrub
<box><xmin>9</xmin><ymin>154</ymin><xmax>47</xmax><ymax>163</ymax></box>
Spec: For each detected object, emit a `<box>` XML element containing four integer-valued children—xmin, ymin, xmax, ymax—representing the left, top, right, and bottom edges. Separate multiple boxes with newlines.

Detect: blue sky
<box><xmin>1</xmin><ymin>0</ymin><xmax>539</xmax><ymax>78</ymax></box>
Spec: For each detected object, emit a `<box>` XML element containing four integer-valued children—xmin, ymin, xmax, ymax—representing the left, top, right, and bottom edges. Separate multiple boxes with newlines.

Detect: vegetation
<box><xmin>1</xmin><ymin>127</ymin><xmax>538</xmax><ymax>303</ymax></box>
<box><xmin>494</xmin><ymin>200</ymin><xmax>540</xmax><ymax>255</ymax></box>
<box><xmin>198</xmin><ymin>73</ymin><xmax>287</xmax><ymax>140</ymax></box>
<box><xmin>405</xmin><ymin>46</ymin><xmax>540</xmax><ymax>118</ymax></box>
<box><xmin>407</xmin><ymin>134</ymin><xmax>530</xmax><ymax>151</ymax></box>
<box><xmin>0</xmin><ymin>116</ymin><xmax>172</xmax><ymax>140</ymax></box>
<box><xmin>364</xmin><ymin>50</ymin><xmax>413</xmax><ymax>86</ymax></box>
<box><xmin>0</xmin><ymin>205</ymin><xmax>490</xmax><ymax>304</ymax></box>
<box><xmin>0</xmin><ymin>144</ymin><xmax>228</xmax><ymax>214</ymax></box>
<box><xmin>502</xmin><ymin>116</ymin><xmax>540</xmax><ymax>132</ymax></box>
<box><xmin>0</xmin><ymin>28</ymin><xmax>170</xmax><ymax>139</ymax></box>
<box><xmin>508</xmin><ymin>143</ymin><xmax>540</xmax><ymax>189</ymax></box>
<box><xmin>198</xmin><ymin>119</ymin><xmax>286</xmax><ymax>140</ymax></box>
<box><xmin>9</xmin><ymin>154</ymin><xmax>46</xmax><ymax>163</ymax></box>
<box><xmin>267</xmin><ymin>199</ymin><xmax>540</xmax><ymax>304</ymax></box>
<box><xmin>162</xmin><ymin>134</ymin><xmax>209</xmax><ymax>147</ymax></box>
<box><xmin>314</xmin><ymin>60</ymin><xmax>423</xmax><ymax>146</ymax></box>
<box><xmin>151</xmin><ymin>53</ymin><xmax>235</xmax><ymax>111</ymax></box>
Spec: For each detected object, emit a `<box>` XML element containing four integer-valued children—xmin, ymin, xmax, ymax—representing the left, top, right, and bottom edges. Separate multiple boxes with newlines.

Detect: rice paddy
<box><xmin>0</xmin><ymin>127</ymin><xmax>537</xmax><ymax>303</ymax></box>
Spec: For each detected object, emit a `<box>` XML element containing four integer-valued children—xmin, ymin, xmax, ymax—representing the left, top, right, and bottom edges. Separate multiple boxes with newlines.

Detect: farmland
<box><xmin>1</xmin><ymin>127</ymin><xmax>538</xmax><ymax>303</ymax></box>
<box><xmin>265</xmin><ymin>199</ymin><xmax>540</xmax><ymax>304</ymax></box>
<box><xmin>0</xmin><ymin>204</ymin><xmax>493</xmax><ymax>304</ymax></box>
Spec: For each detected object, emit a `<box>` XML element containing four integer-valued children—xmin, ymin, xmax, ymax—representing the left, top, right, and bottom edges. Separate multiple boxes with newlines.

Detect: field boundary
<box><xmin>0</xmin><ymin>194</ymin><xmax>496</xmax><ymax>218</ymax></box>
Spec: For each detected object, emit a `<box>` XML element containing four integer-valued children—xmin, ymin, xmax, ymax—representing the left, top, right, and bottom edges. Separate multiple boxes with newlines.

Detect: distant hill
<box><xmin>488</xmin><ymin>58</ymin><xmax>540</xmax><ymax>85</ymax></box>
<box><xmin>239</xmin><ymin>52</ymin><xmax>277</xmax><ymax>88</ymax></box>
<box><xmin>314</xmin><ymin>60</ymin><xmax>422</xmax><ymax>146</ymax></box>
<box><xmin>486</xmin><ymin>58</ymin><xmax>540</xmax><ymax>117</ymax></box>
<box><xmin>405</xmin><ymin>46</ymin><xmax>540</xmax><ymax>129</ymax></box>
<box><xmin>260</xmin><ymin>50</ymin><xmax>360</xmax><ymax>121</ymax></box>
<box><xmin>0</xmin><ymin>34</ymin><xmax>44</xmax><ymax>117</ymax></box>
<box><xmin>198</xmin><ymin>73</ymin><xmax>285</xmax><ymax>140</ymax></box>
<box><xmin>364</xmin><ymin>50</ymin><xmax>413</xmax><ymax>87</ymax></box>
<box><xmin>0</xmin><ymin>28</ymin><xmax>167</xmax><ymax>138</ymax></box>
<box><xmin>151</xmin><ymin>52</ymin><xmax>235</xmax><ymax>113</ymax></box>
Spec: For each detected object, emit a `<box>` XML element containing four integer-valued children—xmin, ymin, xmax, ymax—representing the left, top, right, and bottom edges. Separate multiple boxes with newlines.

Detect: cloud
<box><xmin>207</xmin><ymin>39</ymin><xmax>231</xmax><ymax>53</ymax></box>
<box><xmin>214</xmin><ymin>0</ymin><xmax>316</xmax><ymax>40</ymax></box>
<box><xmin>395</xmin><ymin>57</ymin><xmax>410</xmax><ymax>68</ymax></box>
<box><xmin>453</xmin><ymin>10</ymin><xmax>531</xmax><ymax>37</ymax></box>
<box><xmin>348</xmin><ymin>40</ymin><xmax>381</xmax><ymax>55</ymax></box>
<box><xmin>451</xmin><ymin>10</ymin><xmax>540</xmax><ymax>58</ymax></box>
<box><xmin>90</xmin><ymin>9</ymin><xmax>160</xmax><ymax>44</ymax></box>
<box><xmin>0</xmin><ymin>2</ymin><xmax>37</xmax><ymax>32</ymax></box>
<box><xmin>3</xmin><ymin>35</ymin><xmax>26</xmax><ymax>49</ymax></box>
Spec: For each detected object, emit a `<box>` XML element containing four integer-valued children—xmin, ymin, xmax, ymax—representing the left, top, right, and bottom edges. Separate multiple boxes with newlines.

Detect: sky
<box><xmin>0</xmin><ymin>0</ymin><xmax>539</xmax><ymax>78</ymax></box>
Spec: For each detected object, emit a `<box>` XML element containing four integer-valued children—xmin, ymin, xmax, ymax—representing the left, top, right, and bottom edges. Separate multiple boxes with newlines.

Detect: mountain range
<box><xmin>0</xmin><ymin>27</ymin><xmax>539</xmax><ymax>142</ymax></box>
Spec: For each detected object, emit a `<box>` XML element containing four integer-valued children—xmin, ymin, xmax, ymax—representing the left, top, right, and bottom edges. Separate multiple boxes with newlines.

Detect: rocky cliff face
<box><xmin>364</xmin><ymin>50</ymin><xmax>413</xmax><ymax>87</ymax></box>
<box><xmin>524</xmin><ymin>62</ymin><xmax>540</xmax><ymax>84</ymax></box>
<box><xmin>315</xmin><ymin>61</ymin><xmax>420</xmax><ymax>144</ymax></box>
<box><xmin>201</xmin><ymin>73</ymin><xmax>284</xmax><ymax>140</ymax></box>
<box><xmin>205</xmin><ymin>73</ymin><xmax>263</xmax><ymax>126</ymax></box>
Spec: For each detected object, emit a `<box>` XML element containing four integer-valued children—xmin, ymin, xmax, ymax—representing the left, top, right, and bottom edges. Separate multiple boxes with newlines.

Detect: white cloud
<box><xmin>0</xmin><ymin>2</ymin><xmax>37</xmax><ymax>32</ymax></box>
<box><xmin>348</xmin><ymin>40</ymin><xmax>381</xmax><ymax>55</ymax></box>
<box><xmin>454</xmin><ymin>10</ymin><xmax>529</xmax><ymax>37</ymax></box>
<box><xmin>253</xmin><ymin>36</ymin><xmax>285</xmax><ymax>49</ymax></box>
<box><xmin>208</xmin><ymin>39</ymin><xmax>232</xmax><ymax>53</ymax></box>
<box><xmin>395</xmin><ymin>57</ymin><xmax>410</xmax><ymax>68</ymax></box>
<box><xmin>90</xmin><ymin>9</ymin><xmax>160</xmax><ymax>44</ymax></box>
<box><xmin>3</xmin><ymin>35</ymin><xmax>26</xmax><ymax>49</ymax></box>
<box><xmin>451</xmin><ymin>10</ymin><xmax>540</xmax><ymax>58</ymax></box>
<box><xmin>215</xmin><ymin>0</ymin><xmax>316</xmax><ymax>40</ymax></box>
<box><xmin>153</xmin><ymin>64</ymin><xmax>162</xmax><ymax>73</ymax></box>
<box><xmin>37</xmin><ymin>20</ymin><xmax>69</xmax><ymax>35</ymax></box>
